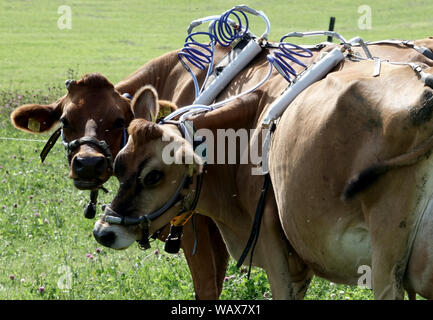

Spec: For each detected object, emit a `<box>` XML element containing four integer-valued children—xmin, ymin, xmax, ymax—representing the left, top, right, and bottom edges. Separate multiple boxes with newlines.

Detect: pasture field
<box><xmin>0</xmin><ymin>0</ymin><xmax>432</xmax><ymax>300</ymax></box>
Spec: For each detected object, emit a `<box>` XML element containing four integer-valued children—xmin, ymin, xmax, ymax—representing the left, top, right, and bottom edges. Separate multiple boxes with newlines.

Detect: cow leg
<box><xmin>255</xmin><ymin>191</ymin><xmax>313</xmax><ymax>300</ymax></box>
<box><xmin>361</xmin><ymin>170</ymin><xmax>424</xmax><ymax>300</ymax></box>
<box><xmin>367</xmin><ymin>213</ymin><xmax>413</xmax><ymax>299</ymax></box>
<box><xmin>264</xmin><ymin>248</ymin><xmax>313</xmax><ymax>300</ymax></box>
<box><xmin>370</xmin><ymin>254</ymin><xmax>406</xmax><ymax>300</ymax></box>
<box><xmin>181</xmin><ymin>214</ymin><xmax>229</xmax><ymax>300</ymax></box>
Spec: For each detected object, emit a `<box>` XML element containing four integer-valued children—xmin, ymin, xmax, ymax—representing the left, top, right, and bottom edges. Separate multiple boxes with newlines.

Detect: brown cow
<box><xmin>269</xmin><ymin>61</ymin><xmax>433</xmax><ymax>299</ymax></box>
<box><xmin>9</xmin><ymin>41</ymin><xmax>319</xmax><ymax>299</ymax></box>
<box><xmin>11</xmin><ymin>38</ymin><xmax>433</xmax><ymax>299</ymax></box>
<box><xmin>93</xmin><ymin>45</ymin><xmax>433</xmax><ymax>299</ymax></box>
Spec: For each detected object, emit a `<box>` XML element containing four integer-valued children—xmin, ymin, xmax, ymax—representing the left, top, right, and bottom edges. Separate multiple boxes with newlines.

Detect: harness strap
<box><xmin>236</xmin><ymin>173</ymin><xmax>271</xmax><ymax>278</ymax></box>
<box><xmin>191</xmin><ymin>214</ymin><xmax>198</xmax><ymax>256</ymax></box>
<box><xmin>65</xmin><ymin>135</ymin><xmax>114</xmax><ymax>164</ymax></box>
<box><xmin>358</xmin><ymin>40</ymin><xmax>433</xmax><ymax>61</ymax></box>
<box><xmin>162</xmin><ymin>121</ymin><xmax>205</xmax><ymax>254</ymax></box>
<box><xmin>164</xmin><ymin>168</ymin><xmax>204</xmax><ymax>254</ymax></box>
<box><xmin>40</xmin><ymin>127</ymin><xmax>62</xmax><ymax>163</ymax></box>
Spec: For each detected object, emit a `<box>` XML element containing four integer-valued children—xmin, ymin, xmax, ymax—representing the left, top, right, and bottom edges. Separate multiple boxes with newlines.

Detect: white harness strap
<box><xmin>359</xmin><ymin>39</ymin><xmax>433</xmax><ymax>60</ymax></box>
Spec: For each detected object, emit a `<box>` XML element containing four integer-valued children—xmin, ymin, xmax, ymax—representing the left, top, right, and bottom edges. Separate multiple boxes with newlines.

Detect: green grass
<box><xmin>1</xmin><ymin>0</ymin><xmax>431</xmax><ymax>300</ymax></box>
<box><xmin>2</xmin><ymin>0</ymin><xmax>433</xmax><ymax>90</ymax></box>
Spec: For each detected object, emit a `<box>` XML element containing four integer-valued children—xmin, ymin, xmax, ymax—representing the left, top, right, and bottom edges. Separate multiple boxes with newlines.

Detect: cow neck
<box><xmin>191</xmin><ymin>93</ymin><xmax>263</xmax><ymax>133</ymax></box>
<box><xmin>114</xmin><ymin>51</ymin><xmax>181</xmax><ymax>97</ymax></box>
<box><xmin>115</xmin><ymin>45</ymin><xmax>234</xmax><ymax>104</ymax></box>
<box><xmin>182</xmin><ymin>93</ymin><xmax>264</xmax><ymax>223</ymax></box>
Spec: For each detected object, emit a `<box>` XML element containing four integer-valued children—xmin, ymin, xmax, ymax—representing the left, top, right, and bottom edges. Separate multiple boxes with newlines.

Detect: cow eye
<box><xmin>143</xmin><ymin>170</ymin><xmax>164</xmax><ymax>186</ymax></box>
<box><xmin>60</xmin><ymin>117</ymin><xmax>70</xmax><ymax>128</ymax></box>
<box><xmin>113</xmin><ymin>118</ymin><xmax>125</xmax><ymax>129</ymax></box>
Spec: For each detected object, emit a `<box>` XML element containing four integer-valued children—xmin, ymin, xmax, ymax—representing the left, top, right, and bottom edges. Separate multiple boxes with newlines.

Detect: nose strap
<box><xmin>103</xmin><ymin>173</ymin><xmax>190</xmax><ymax>227</ymax></box>
<box><xmin>40</xmin><ymin>127</ymin><xmax>62</xmax><ymax>163</ymax></box>
<box><xmin>63</xmin><ymin>134</ymin><xmax>114</xmax><ymax>171</ymax></box>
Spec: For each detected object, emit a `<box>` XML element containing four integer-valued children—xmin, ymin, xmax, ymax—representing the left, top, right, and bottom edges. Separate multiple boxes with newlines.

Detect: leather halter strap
<box><xmin>103</xmin><ymin>122</ymin><xmax>202</xmax><ymax>226</ymax></box>
<box><xmin>40</xmin><ymin>126</ymin><xmax>127</xmax><ymax>167</ymax></box>
<box><xmin>40</xmin><ymin>91</ymin><xmax>132</xmax><ymax>164</ymax></box>
<box><xmin>102</xmin><ymin>119</ymin><xmax>205</xmax><ymax>250</ymax></box>
<box><xmin>103</xmin><ymin>173</ymin><xmax>196</xmax><ymax>226</ymax></box>
<box><xmin>40</xmin><ymin>127</ymin><xmax>62</xmax><ymax>163</ymax></box>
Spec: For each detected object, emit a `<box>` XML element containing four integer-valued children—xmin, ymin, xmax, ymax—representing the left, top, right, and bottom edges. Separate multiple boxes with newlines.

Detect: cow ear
<box><xmin>10</xmin><ymin>98</ymin><xmax>64</xmax><ymax>133</ymax></box>
<box><xmin>131</xmin><ymin>85</ymin><xmax>160</xmax><ymax>122</ymax></box>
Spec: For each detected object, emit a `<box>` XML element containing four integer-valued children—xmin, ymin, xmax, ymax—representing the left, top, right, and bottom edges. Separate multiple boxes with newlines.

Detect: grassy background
<box><xmin>2</xmin><ymin>0</ymin><xmax>433</xmax><ymax>90</ymax></box>
<box><xmin>1</xmin><ymin>0</ymin><xmax>432</xmax><ymax>300</ymax></box>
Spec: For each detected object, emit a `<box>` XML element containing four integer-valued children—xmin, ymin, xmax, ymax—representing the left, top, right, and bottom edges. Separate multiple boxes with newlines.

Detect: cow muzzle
<box><xmin>64</xmin><ymin>135</ymin><xmax>114</xmax><ymax>189</ymax></box>
<box><xmin>93</xmin><ymin>218</ymin><xmax>142</xmax><ymax>250</ymax></box>
<box><xmin>71</xmin><ymin>153</ymin><xmax>109</xmax><ymax>189</ymax></box>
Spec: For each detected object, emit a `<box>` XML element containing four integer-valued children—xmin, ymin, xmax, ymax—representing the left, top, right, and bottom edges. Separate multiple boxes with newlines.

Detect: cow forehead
<box><xmin>114</xmin><ymin>141</ymin><xmax>154</xmax><ymax>180</ymax></box>
<box><xmin>63</xmin><ymin>89</ymin><xmax>127</xmax><ymax>121</ymax></box>
<box><xmin>115</xmin><ymin>124</ymin><xmax>175</xmax><ymax>178</ymax></box>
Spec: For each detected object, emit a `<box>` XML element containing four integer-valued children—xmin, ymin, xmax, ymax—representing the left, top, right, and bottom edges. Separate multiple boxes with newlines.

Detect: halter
<box><xmin>102</xmin><ymin>119</ymin><xmax>205</xmax><ymax>251</ymax></box>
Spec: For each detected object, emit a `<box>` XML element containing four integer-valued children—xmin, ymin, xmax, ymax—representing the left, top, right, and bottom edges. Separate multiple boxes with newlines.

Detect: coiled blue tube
<box><xmin>211</xmin><ymin>9</ymin><xmax>248</xmax><ymax>47</ymax></box>
<box><xmin>177</xmin><ymin>7</ymin><xmax>252</xmax><ymax>98</ymax></box>
<box><xmin>178</xmin><ymin>32</ymin><xmax>217</xmax><ymax>71</ymax></box>
<box><xmin>177</xmin><ymin>32</ymin><xmax>216</xmax><ymax>98</ymax></box>
<box><xmin>267</xmin><ymin>36</ymin><xmax>313</xmax><ymax>83</ymax></box>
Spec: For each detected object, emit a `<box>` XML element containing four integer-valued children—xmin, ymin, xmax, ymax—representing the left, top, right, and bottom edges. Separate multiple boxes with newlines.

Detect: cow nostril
<box><xmin>72</xmin><ymin>156</ymin><xmax>86</xmax><ymax>174</ymax></box>
<box><xmin>74</xmin><ymin>159</ymin><xmax>83</xmax><ymax>170</ymax></box>
<box><xmin>94</xmin><ymin>230</ymin><xmax>116</xmax><ymax>247</ymax></box>
<box><xmin>94</xmin><ymin>157</ymin><xmax>106</xmax><ymax>175</ymax></box>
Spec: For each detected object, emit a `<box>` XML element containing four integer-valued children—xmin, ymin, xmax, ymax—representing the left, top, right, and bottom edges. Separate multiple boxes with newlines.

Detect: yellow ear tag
<box><xmin>28</xmin><ymin>118</ymin><xmax>41</xmax><ymax>132</ymax></box>
<box><xmin>157</xmin><ymin>105</ymin><xmax>172</xmax><ymax>120</ymax></box>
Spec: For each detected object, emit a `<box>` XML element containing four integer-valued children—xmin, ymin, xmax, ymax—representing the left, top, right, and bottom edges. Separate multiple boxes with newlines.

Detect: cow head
<box><xmin>10</xmin><ymin>73</ymin><xmax>176</xmax><ymax>191</ymax></box>
<box><xmin>93</xmin><ymin>86</ymin><xmax>203</xmax><ymax>249</ymax></box>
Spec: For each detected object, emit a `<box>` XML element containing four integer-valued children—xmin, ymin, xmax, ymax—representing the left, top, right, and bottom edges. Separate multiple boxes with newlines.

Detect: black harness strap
<box><xmin>40</xmin><ymin>127</ymin><xmax>62</xmax><ymax>163</ymax></box>
<box><xmin>415</xmin><ymin>45</ymin><xmax>433</xmax><ymax>61</ymax></box>
<box><xmin>163</xmin><ymin>122</ymin><xmax>205</xmax><ymax>254</ymax></box>
<box><xmin>191</xmin><ymin>214</ymin><xmax>198</xmax><ymax>256</ymax></box>
<box><xmin>236</xmin><ymin>173</ymin><xmax>271</xmax><ymax>278</ymax></box>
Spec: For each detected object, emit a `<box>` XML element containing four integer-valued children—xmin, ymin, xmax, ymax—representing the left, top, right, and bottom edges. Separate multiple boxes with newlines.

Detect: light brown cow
<box><xmin>12</xmin><ymin>38</ymin><xmax>433</xmax><ymax>299</ymax></box>
<box><xmin>269</xmin><ymin>61</ymin><xmax>433</xmax><ymax>299</ymax></box>
<box><xmin>94</xmin><ymin>46</ymin><xmax>433</xmax><ymax>299</ymax></box>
